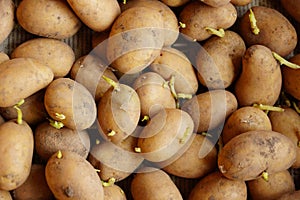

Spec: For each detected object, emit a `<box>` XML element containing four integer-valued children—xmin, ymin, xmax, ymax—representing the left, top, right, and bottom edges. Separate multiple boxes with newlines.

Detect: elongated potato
<box><xmin>0</xmin><ymin>0</ymin><xmax>14</xmax><ymax>44</ymax></box>
<box><xmin>45</xmin><ymin>150</ymin><xmax>104</xmax><ymax>200</ymax></box>
<box><xmin>218</xmin><ymin>130</ymin><xmax>297</xmax><ymax>181</ymax></box>
<box><xmin>0</xmin><ymin>58</ymin><xmax>54</xmax><ymax>107</ymax></box>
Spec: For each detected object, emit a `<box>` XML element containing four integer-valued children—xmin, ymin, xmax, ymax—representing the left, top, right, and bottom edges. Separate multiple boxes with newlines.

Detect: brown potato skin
<box><xmin>131</xmin><ymin>168</ymin><xmax>183</xmax><ymax>200</ymax></box>
<box><xmin>0</xmin><ymin>0</ymin><xmax>14</xmax><ymax>44</ymax></box>
<box><xmin>179</xmin><ymin>1</ymin><xmax>237</xmax><ymax>41</ymax></box>
<box><xmin>277</xmin><ymin>190</ymin><xmax>300</xmax><ymax>200</ymax></box>
<box><xmin>281</xmin><ymin>0</ymin><xmax>300</xmax><ymax>22</ymax></box>
<box><xmin>239</xmin><ymin>6</ymin><xmax>297</xmax><ymax>57</ymax></box>
<box><xmin>11</xmin><ymin>38</ymin><xmax>75</xmax><ymax>78</ymax></box>
<box><xmin>282</xmin><ymin>54</ymin><xmax>300</xmax><ymax>100</ymax></box>
<box><xmin>35</xmin><ymin>122</ymin><xmax>90</xmax><ymax>161</ymax></box>
<box><xmin>163</xmin><ymin>134</ymin><xmax>217</xmax><ymax>179</ymax></box>
<box><xmin>0</xmin><ymin>190</ymin><xmax>12</xmax><ymax>200</ymax></box>
<box><xmin>17</xmin><ymin>0</ymin><xmax>82</xmax><ymax>39</ymax></box>
<box><xmin>0</xmin><ymin>58</ymin><xmax>54</xmax><ymax>107</ymax></box>
<box><xmin>269</xmin><ymin>108</ymin><xmax>300</xmax><ymax>168</ymax></box>
<box><xmin>196</xmin><ymin>30</ymin><xmax>246</xmax><ymax>89</ymax></box>
<box><xmin>0</xmin><ymin>120</ymin><xmax>34</xmax><ymax>191</ymax></box>
<box><xmin>201</xmin><ymin>0</ymin><xmax>230</xmax><ymax>7</ymax></box>
<box><xmin>181</xmin><ymin>90</ymin><xmax>238</xmax><ymax>133</ymax></box>
<box><xmin>45</xmin><ymin>151</ymin><xmax>104</xmax><ymax>200</ymax></box>
<box><xmin>44</xmin><ymin>78</ymin><xmax>97</xmax><ymax>131</ymax></box>
<box><xmin>247</xmin><ymin>170</ymin><xmax>295</xmax><ymax>200</ymax></box>
<box><xmin>188</xmin><ymin>172</ymin><xmax>247</xmax><ymax>200</ymax></box>
<box><xmin>234</xmin><ymin>45</ymin><xmax>282</xmax><ymax>106</ymax></box>
<box><xmin>222</xmin><ymin>106</ymin><xmax>272</xmax><ymax>144</ymax></box>
<box><xmin>218</xmin><ymin>130</ymin><xmax>297</xmax><ymax>181</ymax></box>
<box><xmin>161</xmin><ymin>0</ymin><xmax>190</xmax><ymax>7</ymax></box>
<box><xmin>230</xmin><ymin>0</ymin><xmax>252</xmax><ymax>6</ymax></box>
<box><xmin>103</xmin><ymin>184</ymin><xmax>126</xmax><ymax>200</ymax></box>
<box><xmin>13</xmin><ymin>164</ymin><xmax>54</xmax><ymax>200</ymax></box>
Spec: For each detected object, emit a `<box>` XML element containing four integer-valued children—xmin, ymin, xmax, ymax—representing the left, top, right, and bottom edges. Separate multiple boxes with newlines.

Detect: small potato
<box><xmin>0</xmin><ymin>0</ymin><xmax>14</xmax><ymax>44</ymax></box>
<box><xmin>131</xmin><ymin>168</ymin><xmax>183</xmax><ymax>200</ymax></box>
<box><xmin>281</xmin><ymin>0</ymin><xmax>300</xmax><ymax>23</ymax></box>
<box><xmin>282</xmin><ymin>54</ymin><xmax>300</xmax><ymax>100</ymax></box>
<box><xmin>181</xmin><ymin>90</ymin><xmax>238</xmax><ymax>133</ymax></box>
<box><xmin>150</xmin><ymin>47</ymin><xmax>198</xmax><ymax>94</ymax></box>
<box><xmin>188</xmin><ymin>172</ymin><xmax>247</xmax><ymax>200</ymax></box>
<box><xmin>35</xmin><ymin>122</ymin><xmax>90</xmax><ymax>161</ymax></box>
<box><xmin>0</xmin><ymin>52</ymin><xmax>9</xmax><ymax>64</ymax></box>
<box><xmin>0</xmin><ymin>190</ymin><xmax>12</xmax><ymax>200</ymax></box>
<box><xmin>218</xmin><ymin>130</ymin><xmax>297</xmax><ymax>181</ymax></box>
<box><xmin>107</xmin><ymin>6</ymin><xmax>164</xmax><ymax>74</ymax></box>
<box><xmin>0</xmin><ymin>90</ymin><xmax>47</xmax><ymax>126</ymax></box>
<box><xmin>222</xmin><ymin>106</ymin><xmax>272</xmax><ymax>144</ymax></box>
<box><xmin>269</xmin><ymin>108</ymin><xmax>300</xmax><ymax>168</ymax></box>
<box><xmin>179</xmin><ymin>1</ymin><xmax>237</xmax><ymax>41</ymax></box>
<box><xmin>196</xmin><ymin>30</ymin><xmax>246</xmax><ymax>89</ymax></box>
<box><xmin>45</xmin><ymin>150</ymin><xmax>104</xmax><ymax>200</ymax></box>
<box><xmin>137</xmin><ymin>108</ymin><xmax>194</xmax><ymax>163</ymax></box>
<box><xmin>11</xmin><ymin>38</ymin><xmax>75</xmax><ymax>78</ymax></box>
<box><xmin>163</xmin><ymin>134</ymin><xmax>217</xmax><ymax>179</ymax></box>
<box><xmin>247</xmin><ymin>170</ymin><xmax>295</xmax><ymax>200</ymax></box>
<box><xmin>0</xmin><ymin>58</ymin><xmax>54</xmax><ymax>108</ymax></box>
<box><xmin>239</xmin><ymin>6</ymin><xmax>297</xmax><ymax>57</ymax></box>
<box><xmin>67</xmin><ymin>0</ymin><xmax>120</xmax><ymax>32</ymax></box>
<box><xmin>133</xmin><ymin>72</ymin><xmax>176</xmax><ymax>117</ymax></box>
<box><xmin>234</xmin><ymin>45</ymin><xmax>282</xmax><ymax>106</ymax></box>
<box><xmin>0</xmin><ymin>120</ymin><xmax>34</xmax><ymax>191</ymax></box>
<box><xmin>103</xmin><ymin>184</ymin><xmax>126</xmax><ymax>200</ymax></box>
<box><xmin>44</xmin><ymin>78</ymin><xmax>97</xmax><ymax>131</ymax></box>
<box><xmin>12</xmin><ymin>164</ymin><xmax>54</xmax><ymax>200</ymax></box>
<box><xmin>16</xmin><ymin>0</ymin><xmax>82</xmax><ymax>39</ymax></box>
<box><xmin>160</xmin><ymin>0</ymin><xmax>190</xmax><ymax>7</ymax></box>
<box><xmin>70</xmin><ymin>55</ymin><xmax>118</xmax><ymax>102</ymax></box>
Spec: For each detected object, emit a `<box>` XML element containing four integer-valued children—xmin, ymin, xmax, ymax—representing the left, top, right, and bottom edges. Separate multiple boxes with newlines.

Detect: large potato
<box><xmin>234</xmin><ymin>45</ymin><xmax>282</xmax><ymax>106</ymax></box>
<box><xmin>44</xmin><ymin>78</ymin><xmax>97</xmax><ymax>131</ymax></box>
<box><xmin>239</xmin><ymin>6</ymin><xmax>297</xmax><ymax>57</ymax></box>
<box><xmin>188</xmin><ymin>172</ymin><xmax>247</xmax><ymax>200</ymax></box>
<box><xmin>282</xmin><ymin>54</ymin><xmax>300</xmax><ymax>100</ymax></box>
<box><xmin>67</xmin><ymin>0</ymin><xmax>120</xmax><ymax>32</ymax></box>
<box><xmin>0</xmin><ymin>58</ymin><xmax>53</xmax><ymax>107</ymax></box>
<box><xmin>11</xmin><ymin>38</ymin><xmax>75</xmax><ymax>78</ymax></box>
<box><xmin>218</xmin><ymin>130</ymin><xmax>297</xmax><ymax>181</ymax></box>
<box><xmin>0</xmin><ymin>0</ymin><xmax>14</xmax><ymax>44</ymax></box>
<box><xmin>17</xmin><ymin>0</ymin><xmax>82</xmax><ymax>39</ymax></box>
<box><xmin>45</xmin><ymin>150</ymin><xmax>104</xmax><ymax>200</ymax></box>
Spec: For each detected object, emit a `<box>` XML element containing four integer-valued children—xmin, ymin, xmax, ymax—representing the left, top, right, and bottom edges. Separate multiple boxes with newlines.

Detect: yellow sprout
<box><xmin>249</xmin><ymin>8</ymin><xmax>260</xmax><ymax>35</ymax></box>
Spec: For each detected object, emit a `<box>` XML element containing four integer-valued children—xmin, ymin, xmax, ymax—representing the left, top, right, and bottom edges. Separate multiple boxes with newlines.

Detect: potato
<box><xmin>163</xmin><ymin>134</ymin><xmax>217</xmax><ymax>179</ymax></box>
<box><xmin>70</xmin><ymin>55</ymin><xmax>118</xmax><ymax>102</ymax></box>
<box><xmin>35</xmin><ymin>122</ymin><xmax>90</xmax><ymax>161</ymax></box>
<box><xmin>196</xmin><ymin>30</ymin><xmax>246</xmax><ymax>89</ymax></box>
<box><xmin>281</xmin><ymin>0</ymin><xmax>300</xmax><ymax>22</ymax></box>
<box><xmin>88</xmin><ymin>136</ymin><xmax>143</xmax><ymax>182</ymax></box>
<box><xmin>106</xmin><ymin>6</ymin><xmax>164</xmax><ymax>74</ymax></box>
<box><xmin>150</xmin><ymin>47</ymin><xmax>198</xmax><ymax>94</ymax></box>
<box><xmin>282</xmin><ymin>54</ymin><xmax>300</xmax><ymax>100</ymax></box>
<box><xmin>44</xmin><ymin>78</ymin><xmax>97</xmax><ymax>131</ymax></box>
<box><xmin>201</xmin><ymin>0</ymin><xmax>230</xmax><ymax>7</ymax></box>
<box><xmin>133</xmin><ymin>72</ymin><xmax>176</xmax><ymax>117</ymax></box>
<box><xmin>277</xmin><ymin>190</ymin><xmax>300</xmax><ymax>200</ymax></box>
<box><xmin>179</xmin><ymin>1</ymin><xmax>237</xmax><ymax>41</ymax></box>
<box><xmin>222</xmin><ymin>106</ymin><xmax>272</xmax><ymax>144</ymax></box>
<box><xmin>0</xmin><ymin>57</ymin><xmax>54</xmax><ymax>107</ymax></box>
<box><xmin>160</xmin><ymin>0</ymin><xmax>190</xmax><ymax>7</ymax></box>
<box><xmin>239</xmin><ymin>6</ymin><xmax>297</xmax><ymax>57</ymax></box>
<box><xmin>188</xmin><ymin>172</ymin><xmax>247</xmax><ymax>200</ymax></box>
<box><xmin>131</xmin><ymin>168</ymin><xmax>183</xmax><ymax>200</ymax></box>
<box><xmin>0</xmin><ymin>120</ymin><xmax>34</xmax><ymax>191</ymax></box>
<box><xmin>0</xmin><ymin>0</ymin><xmax>14</xmax><ymax>44</ymax></box>
<box><xmin>0</xmin><ymin>52</ymin><xmax>9</xmax><ymax>64</ymax></box>
<box><xmin>103</xmin><ymin>184</ymin><xmax>126</xmax><ymax>200</ymax></box>
<box><xmin>67</xmin><ymin>0</ymin><xmax>120</xmax><ymax>32</ymax></box>
<box><xmin>121</xmin><ymin>0</ymin><xmax>179</xmax><ymax>46</ymax></box>
<box><xmin>0</xmin><ymin>190</ymin><xmax>12</xmax><ymax>200</ymax></box>
<box><xmin>181</xmin><ymin>90</ymin><xmax>238</xmax><ymax>133</ymax></box>
<box><xmin>234</xmin><ymin>45</ymin><xmax>282</xmax><ymax>106</ymax></box>
<box><xmin>247</xmin><ymin>170</ymin><xmax>295</xmax><ymax>200</ymax></box>
<box><xmin>230</xmin><ymin>0</ymin><xmax>252</xmax><ymax>6</ymax></box>
<box><xmin>0</xmin><ymin>90</ymin><xmax>47</xmax><ymax>126</ymax></box>
<box><xmin>218</xmin><ymin>130</ymin><xmax>297</xmax><ymax>181</ymax></box>
<box><xmin>97</xmin><ymin>82</ymin><xmax>140</xmax><ymax>144</ymax></box>
<box><xmin>45</xmin><ymin>150</ymin><xmax>104</xmax><ymax>200</ymax></box>
<box><xmin>16</xmin><ymin>0</ymin><xmax>82</xmax><ymax>39</ymax></box>
<box><xmin>11</xmin><ymin>38</ymin><xmax>75</xmax><ymax>78</ymax></box>
<box><xmin>12</xmin><ymin>164</ymin><xmax>54</xmax><ymax>200</ymax></box>
<box><xmin>269</xmin><ymin>108</ymin><xmax>300</xmax><ymax>168</ymax></box>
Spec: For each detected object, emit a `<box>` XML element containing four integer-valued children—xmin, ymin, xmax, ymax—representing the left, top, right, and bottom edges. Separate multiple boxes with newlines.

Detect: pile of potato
<box><xmin>1</xmin><ymin>0</ymin><xmax>300</xmax><ymax>199</ymax></box>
